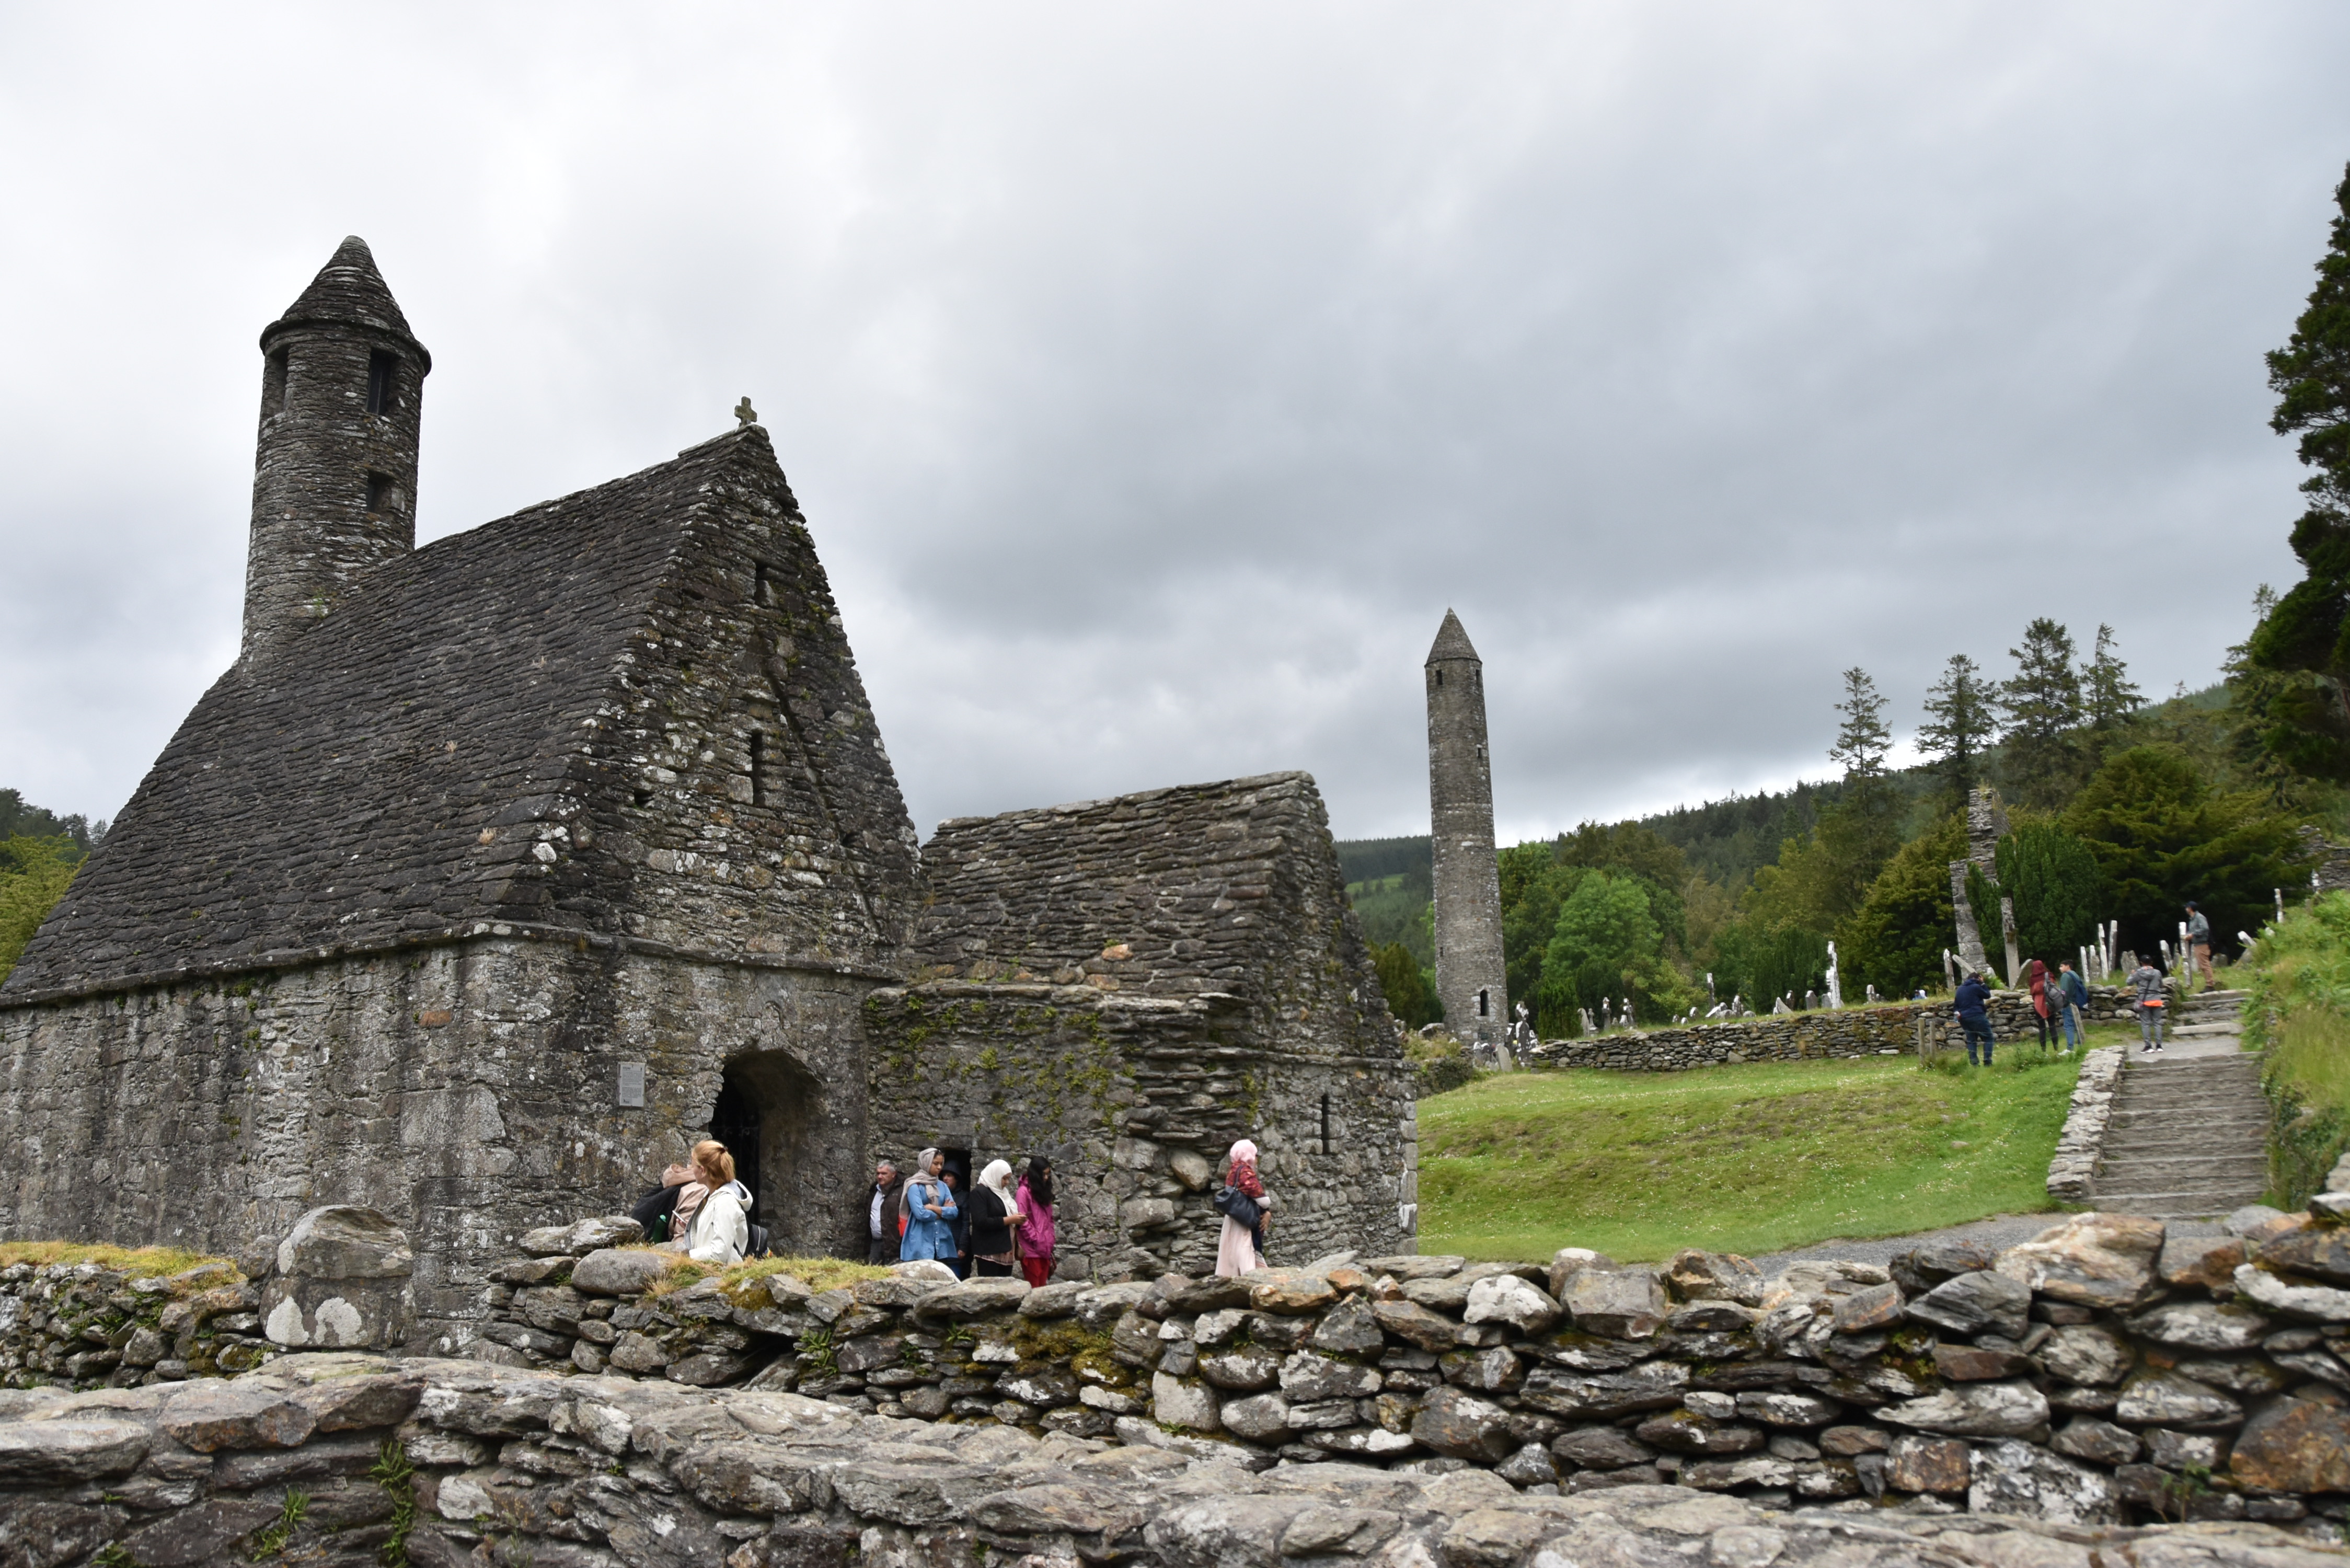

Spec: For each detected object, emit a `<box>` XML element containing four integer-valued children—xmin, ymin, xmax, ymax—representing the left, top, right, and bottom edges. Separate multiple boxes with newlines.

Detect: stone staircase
<box><xmin>2088</xmin><ymin>989</ymin><xmax>2272</xmax><ymax>1218</ymax></box>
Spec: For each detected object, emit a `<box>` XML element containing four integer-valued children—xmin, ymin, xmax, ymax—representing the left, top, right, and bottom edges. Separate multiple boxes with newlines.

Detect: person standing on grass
<box><xmin>2129</xmin><ymin>958</ymin><xmax>2169</xmax><ymax>1053</ymax></box>
<box><xmin>1016</xmin><ymin>1157</ymin><xmax>1057</xmax><ymax>1288</ymax></box>
<box><xmin>2025</xmin><ymin>959</ymin><xmax>2055</xmax><ymax>1050</ymax></box>
<box><xmin>2186</xmin><ymin>902</ymin><xmax>2215</xmax><ymax>984</ymax></box>
<box><xmin>1954</xmin><ymin>970</ymin><xmax>1995</xmax><ymax>1066</ymax></box>
<box><xmin>2057</xmin><ymin>960</ymin><xmax>2089</xmax><ymax>1052</ymax></box>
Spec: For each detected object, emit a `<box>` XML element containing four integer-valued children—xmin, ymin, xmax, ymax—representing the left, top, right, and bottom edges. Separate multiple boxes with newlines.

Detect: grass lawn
<box><xmin>1415</xmin><ymin>1042</ymin><xmax>2085</xmax><ymax>1264</ymax></box>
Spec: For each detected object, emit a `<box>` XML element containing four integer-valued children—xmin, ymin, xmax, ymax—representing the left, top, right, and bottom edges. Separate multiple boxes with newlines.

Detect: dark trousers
<box><xmin>2031</xmin><ymin>1011</ymin><xmax>2053</xmax><ymax>1049</ymax></box>
<box><xmin>975</xmin><ymin>1258</ymin><xmax>1013</xmax><ymax>1277</ymax></box>
<box><xmin>868</xmin><ymin>1235</ymin><xmax>897</xmax><ymax>1264</ymax></box>
<box><xmin>1962</xmin><ymin>1017</ymin><xmax>1995</xmax><ymax>1065</ymax></box>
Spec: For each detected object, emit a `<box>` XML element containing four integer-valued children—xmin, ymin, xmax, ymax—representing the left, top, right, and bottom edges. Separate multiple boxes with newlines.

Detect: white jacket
<box><xmin>685</xmin><ymin>1182</ymin><xmax>750</xmax><ymax>1264</ymax></box>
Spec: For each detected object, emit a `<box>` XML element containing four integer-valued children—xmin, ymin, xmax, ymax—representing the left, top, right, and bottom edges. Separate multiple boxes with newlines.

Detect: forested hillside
<box><xmin>0</xmin><ymin>789</ymin><xmax>104</xmax><ymax>983</ymax></box>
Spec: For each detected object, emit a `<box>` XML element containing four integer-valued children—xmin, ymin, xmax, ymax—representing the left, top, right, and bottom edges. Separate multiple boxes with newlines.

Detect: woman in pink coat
<box><xmin>1015</xmin><ymin>1156</ymin><xmax>1056</xmax><ymax>1287</ymax></box>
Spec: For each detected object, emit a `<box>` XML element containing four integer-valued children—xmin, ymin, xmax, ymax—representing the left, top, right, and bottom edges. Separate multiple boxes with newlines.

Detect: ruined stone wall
<box><xmin>1520</xmin><ymin>987</ymin><xmax>2152</xmax><ymax>1071</ymax></box>
<box><xmin>863</xmin><ymin>983</ymin><xmax>1416</xmax><ymax>1279</ymax></box>
<box><xmin>0</xmin><ymin>933</ymin><xmax>879</xmax><ymax>1352</ymax></box>
<box><xmin>10</xmin><ymin>1350</ymin><xmax>2336</xmax><ymax>1566</ymax></box>
<box><xmin>450</xmin><ymin>1206</ymin><xmax>2350</xmax><ymax>1532</ymax></box>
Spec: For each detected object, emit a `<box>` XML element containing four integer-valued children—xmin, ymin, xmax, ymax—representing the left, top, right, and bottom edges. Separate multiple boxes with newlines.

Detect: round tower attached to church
<box><xmin>242</xmin><ymin>236</ymin><xmax>431</xmax><ymax>663</ymax></box>
<box><xmin>1425</xmin><ymin>609</ymin><xmax>1507</xmax><ymax>1051</ymax></box>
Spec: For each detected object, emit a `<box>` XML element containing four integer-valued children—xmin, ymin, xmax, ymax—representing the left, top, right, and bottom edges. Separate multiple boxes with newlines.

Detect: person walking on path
<box><xmin>2056</xmin><ymin>960</ymin><xmax>2089</xmax><ymax>1052</ymax></box>
<box><xmin>866</xmin><ymin>1160</ymin><xmax>901</xmax><ymax>1264</ymax></box>
<box><xmin>1015</xmin><ymin>1157</ymin><xmax>1056</xmax><ymax>1288</ymax></box>
<box><xmin>2024</xmin><ymin>959</ymin><xmax>2055</xmax><ymax>1051</ymax></box>
<box><xmin>965</xmin><ymin>1160</ymin><xmax>1024</xmax><ymax>1278</ymax></box>
<box><xmin>1954</xmin><ymin>971</ymin><xmax>1995</xmax><ymax>1066</ymax></box>
<box><xmin>1213</xmin><ymin>1139</ymin><xmax>1275</xmax><ymax>1277</ymax></box>
<box><xmin>898</xmin><ymin>1148</ymin><xmax>960</xmax><ymax>1264</ymax></box>
<box><xmin>2129</xmin><ymin>959</ymin><xmax>2169</xmax><ymax>1053</ymax></box>
<box><xmin>2185</xmin><ymin>902</ymin><xmax>2215</xmax><ymax>985</ymax></box>
<box><xmin>678</xmin><ymin>1140</ymin><xmax>751</xmax><ymax>1265</ymax></box>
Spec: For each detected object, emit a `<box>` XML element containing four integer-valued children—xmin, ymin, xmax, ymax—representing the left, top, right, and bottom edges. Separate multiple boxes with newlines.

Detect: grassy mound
<box><xmin>2244</xmin><ymin>891</ymin><xmax>2350</xmax><ymax>1206</ymax></box>
<box><xmin>1416</xmin><ymin>1046</ymin><xmax>2082</xmax><ymax>1263</ymax></box>
<box><xmin>0</xmin><ymin>1241</ymin><xmax>232</xmax><ymax>1279</ymax></box>
<box><xmin>633</xmin><ymin>1250</ymin><xmax>896</xmax><ymax>1299</ymax></box>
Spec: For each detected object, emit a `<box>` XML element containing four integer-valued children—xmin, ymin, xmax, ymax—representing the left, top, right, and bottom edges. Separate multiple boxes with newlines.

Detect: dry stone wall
<box><xmin>5</xmin><ymin>1352</ymin><xmax>2339</xmax><ymax>1568</ymax></box>
<box><xmin>1521</xmin><ymin>987</ymin><xmax>2149</xmax><ymax>1071</ymax></box>
<box><xmin>434</xmin><ymin>1203</ymin><xmax>2350</xmax><ymax>1536</ymax></box>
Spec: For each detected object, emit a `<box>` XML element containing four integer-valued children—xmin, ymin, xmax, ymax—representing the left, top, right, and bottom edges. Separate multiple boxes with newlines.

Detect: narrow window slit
<box><xmin>364</xmin><ymin>472</ymin><xmax>393</xmax><ymax>514</ymax></box>
<box><xmin>754</xmin><ymin>563</ymin><xmax>774</xmax><ymax>606</ymax></box>
<box><xmin>750</xmin><ymin>731</ymin><xmax>768</xmax><ymax>806</ymax></box>
<box><xmin>365</xmin><ymin>350</ymin><xmax>398</xmax><ymax>414</ymax></box>
<box><xmin>1320</xmin><ymin>1094</ymin><xmax>1332</xmax><ymax>1156</ymax></box>
<box><xmin>1478</xmin><ymin>987</ymin><xmax>1490</xmax><ymax>1018</ymax></box>
<box><xmin>263</xmin><ymin>349</ymin><xmax>289</xmax><ymax>415</ymax></box>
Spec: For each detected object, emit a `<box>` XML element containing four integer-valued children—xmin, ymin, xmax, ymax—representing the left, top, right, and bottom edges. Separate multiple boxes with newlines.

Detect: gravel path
<box><xmin>1747</xmin><ymin>1209</ymin><xmax>2225</xmax><ymax>1274</ymax></box>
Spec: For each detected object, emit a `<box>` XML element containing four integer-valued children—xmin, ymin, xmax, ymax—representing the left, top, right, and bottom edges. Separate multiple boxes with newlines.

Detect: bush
<box><xmin>1373</xmin><ymin>941</ymin><xmax>1442</xmax><ymax>1030</ymax></box>
<box><xmin>2244</xmin><ymin>891</ymin><xmax>2350</xmax><ymax>1205</ymax></box>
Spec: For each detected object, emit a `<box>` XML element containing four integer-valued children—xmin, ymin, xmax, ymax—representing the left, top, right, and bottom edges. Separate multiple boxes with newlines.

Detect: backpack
<box><xmin>630</xmin><ymin>1183</ymin><xmax>683</xmax><ymax>1243</ymax></box>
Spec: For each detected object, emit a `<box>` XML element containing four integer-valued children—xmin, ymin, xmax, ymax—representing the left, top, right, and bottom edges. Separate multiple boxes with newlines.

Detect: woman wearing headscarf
<box><xmin>1015</xmin><ymin>1157</ymin><xmax>1056</xmax><ymax>1288</ymax></box>
<box><xmin>1214</xmin><ymin>1139</ymin><xmax>1273</xmax><ymax>1278</ymax></box>
<box><xmin>2025</xmin><ymin>958</ymin><xmax>2054</xmax><ymax>1051</ymax></box>
<box><xmin>965</xmin><ymin>1159</ymin><xmax>1025</xmax><ymax>1278</ymax></box>
<box><xmin>898</xmin><ymin>1148</ymin><xmax>959</xmax><ymax>1264</ymax></box>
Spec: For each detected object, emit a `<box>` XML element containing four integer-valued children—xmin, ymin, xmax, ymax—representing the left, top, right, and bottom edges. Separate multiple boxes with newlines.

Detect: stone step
<box><xmin>2091</xmin><ymin>1192</ymin><xmax>2270</xmax><ymax>1218</ymax></box>
<box><xmin>2096</xmin><ymin>1159</ymin><xmax>2265</xmax><ymax>1177</ymax></box>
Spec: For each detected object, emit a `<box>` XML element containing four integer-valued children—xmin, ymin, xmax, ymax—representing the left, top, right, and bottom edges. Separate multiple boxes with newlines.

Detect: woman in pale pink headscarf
<box><xmin>1214</xmin><ymin>1139</ymin><xmax>1273</xmax><ymax>1277</ymax></box>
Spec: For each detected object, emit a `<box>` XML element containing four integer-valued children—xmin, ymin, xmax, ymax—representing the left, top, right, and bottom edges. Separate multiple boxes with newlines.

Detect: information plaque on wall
<box><xmin>618</xmin><ymin>1063</ymin><xmax>646</xmax><ymax>1108</ymax></box>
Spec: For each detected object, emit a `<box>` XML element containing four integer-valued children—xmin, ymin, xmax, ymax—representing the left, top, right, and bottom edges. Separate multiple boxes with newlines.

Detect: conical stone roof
<box><xmin>260</xmin><ymin>236</ymin><xmax>430</xmax><ymax>367</ymax></box>
<box><xmin>1426</xmin><ymin>607</ymin><xmax>1480</xmax><ymax>664</ymax></box>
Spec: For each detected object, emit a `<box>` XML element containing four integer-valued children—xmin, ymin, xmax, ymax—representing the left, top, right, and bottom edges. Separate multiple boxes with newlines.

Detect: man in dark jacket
<box><xmin>1954</xmin><ymin>972</ymin><xmax>1995</xmax><ymax>1066</ymax></box>
<box><xmin>866</xmin><ymin>1160</ymin><xmax>902</xmax><ymax>1264</ymax></box>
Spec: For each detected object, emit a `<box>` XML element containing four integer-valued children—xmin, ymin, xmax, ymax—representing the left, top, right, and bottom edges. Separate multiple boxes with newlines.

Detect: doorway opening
<box><xmin>710</xmin><ymin>1074</ymin><xmax>763</xmax><ymax>1217</ymax></box>
<box><xmin>713</xmin><ymin>1048</ymin><xmax>822</xmax><ymax>1252</ymax></box>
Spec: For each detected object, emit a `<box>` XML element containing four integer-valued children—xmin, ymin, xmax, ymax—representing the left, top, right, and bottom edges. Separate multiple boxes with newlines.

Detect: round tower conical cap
<box><xmin>259</xmin><ymin>236</ymin><xmax>431</xmax><ymax>369</ymax></box>
<box><xmin>1425</xmin><ymin>608</ymin><xmax>1480</xmax><ymax>665</ymax></box>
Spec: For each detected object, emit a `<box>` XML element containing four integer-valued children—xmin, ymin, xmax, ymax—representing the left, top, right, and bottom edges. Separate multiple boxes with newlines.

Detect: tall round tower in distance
<box><xmin>242</xmin><ymin>236</ymin><xmax>431</xmax><ymax>664</ymax></box>
<box><xmin>1425</xmin><ymin>609</ymin><xmax>1508</xmax><ymax>1053</ymax></box>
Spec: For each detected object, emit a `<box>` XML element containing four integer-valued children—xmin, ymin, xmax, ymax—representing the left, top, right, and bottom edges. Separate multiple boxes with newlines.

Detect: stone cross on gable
<box><xmin>735</xmin><ymin>397</ymin><xmax>758</xmax><ymax>426</ymax></box>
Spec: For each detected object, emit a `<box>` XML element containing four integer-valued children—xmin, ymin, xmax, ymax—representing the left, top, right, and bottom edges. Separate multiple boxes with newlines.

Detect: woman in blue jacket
<box><xmin>898</xmin><ymin>1147</ymin><xmax>959</xmax><ymax>1263</ymax></box>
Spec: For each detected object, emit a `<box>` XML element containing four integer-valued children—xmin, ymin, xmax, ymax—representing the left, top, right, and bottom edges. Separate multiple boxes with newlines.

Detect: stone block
<box><xmin>1883</xmin><ymin>1434</ymin><xmax>1969</xmax><ymax>1493</ymax></box>
<box><xmin>571</xmin><ymin>1249</ymin><xmax>673</xmax><ymax>1297</ymax></box>
<box><xmin>1994</xmin><ymin>1213</ymin><xmax>2164</xmax><ymax>1310</ymax></box>
<box><xmin>1463</xmin><ymin>1275</ymin><xmax>1561</xmax><ymax>1334</ymax></box>
<box><xmin>1150</xmin><ymin>1371</ymin><xmax>1222</xmax><ymax>1433</ymax></box>
<box><xmin>262</xmin><ymin>1206</ymin><xmax>414</xmax><ymax>1350</ymax></box>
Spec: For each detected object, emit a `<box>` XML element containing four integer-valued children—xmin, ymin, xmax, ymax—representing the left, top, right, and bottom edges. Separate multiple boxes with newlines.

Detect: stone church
<box><xmin>0</xmin><ymin>239</ymin><xmax>1413</xmax><ymax>1348</ymax></box>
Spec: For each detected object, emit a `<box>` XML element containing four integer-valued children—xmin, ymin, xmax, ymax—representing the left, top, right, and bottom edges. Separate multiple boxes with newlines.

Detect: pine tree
<box><xmin>1829</xmin><ymin>667</ymin><xmax>1892</xmax><ymax>795</ymax></box>
<box><xmin>2083</xmin><ymin>626</ymin><xmax>2142</xmax><ymax>729</ymax></box>
<box><xmin>2248</xmin><ymin>162</ymin><xmax>2350</xmax><ymax>776</ymax></box>
<box><xmin>1917</xmin><ymin>654</ymin><xmax>1996</xmax><ymax>810</ymax></box>
<box><xmin>1999</xmin><ymin>618</ymin><xmax>2083</xmax><ymax>808</ymax></box>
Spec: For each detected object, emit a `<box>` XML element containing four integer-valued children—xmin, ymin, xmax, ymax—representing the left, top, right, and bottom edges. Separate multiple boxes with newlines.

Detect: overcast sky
<box><xmin>3</xmin><ymin>6</ymin><xmax>2346</xmax><ymax>849</ymax></box>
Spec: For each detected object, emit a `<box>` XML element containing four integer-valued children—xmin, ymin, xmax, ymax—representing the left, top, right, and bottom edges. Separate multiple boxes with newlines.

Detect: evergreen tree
<box><xmin>1992</xmin><ymin>820</ymin><xmax>2101</xmax><ymax>964</ymax></box>
<box><xmin>2061</xmin><ymin>745</ymin><xmax>2305</xmax><ymax>956</ymax></box>
<box><xmin>1371</xmin><ymin>941</ymin><xmax>1442</xmax><ymax>1030</ymax></box>
<box><xmin>1999</xmin><ymin>618</ymin><xmax>2083</xmax><ymax>808</ymax></box>
<box><xmin>2083</xmin><ymin>626</ymin><xmax>2142</xmax><ymax>730</ymax></box>
<box><xmin>2249</xmin><ymin>165</ymin><xmax>2350</xmax><ymax>776</ymax></box>
<box><xmin>0</xmin><ymin>836</ymin><xmax>78</xmax><ymax>983</ymax></box>
<box><xmin>1917</xmin><ymin>654</ymin><xmax>1996</xmax><ymax>811</ymax></box>
<box><xmin>1829</xmin><ymin>667</ymin><xmax>1892</xmax><ymax>793</ymax></box>
<box><xmin>1837</xmin><ymin>813</ymin><xmax>1966</xmax><ymax>998</ymax></box>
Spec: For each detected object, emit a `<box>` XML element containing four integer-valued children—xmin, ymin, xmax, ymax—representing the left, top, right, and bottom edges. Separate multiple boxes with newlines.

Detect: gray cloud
<box><xmin>2</xmin><ymin>4</ymin><xmax>2345</xmax><ymax>849</ymax></box>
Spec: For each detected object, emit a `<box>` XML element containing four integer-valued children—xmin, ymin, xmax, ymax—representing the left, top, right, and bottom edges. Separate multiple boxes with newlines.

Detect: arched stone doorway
<box><xmin>714</xmin><ymin>1048</ymin><xmax>823</xmax><ymax>1255</ymax></box>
